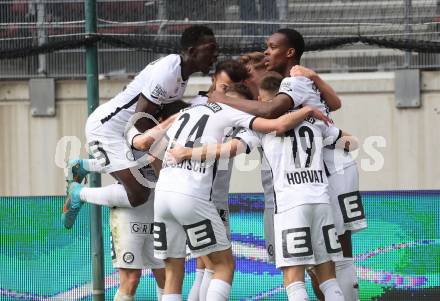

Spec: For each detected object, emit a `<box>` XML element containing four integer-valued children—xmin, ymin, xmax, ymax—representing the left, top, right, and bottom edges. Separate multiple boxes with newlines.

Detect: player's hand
<box><xmin>166</xmin><ymin>146</ymin><xmax>190</xmax><ymax>164</ymax></box>
<box><xmin>309</xmin><ymin>108</ymin><xmax>332</xmax><ymax>126</ymax></box>
<box><xmin>208</xmin><ymin>90</ymin><xmax>226</xmax><ymax>103</ymax></box>
<box><xmin>290</xmin><ymin>65</ymin><xmax>317</xmax><ymax>79</ymax></box>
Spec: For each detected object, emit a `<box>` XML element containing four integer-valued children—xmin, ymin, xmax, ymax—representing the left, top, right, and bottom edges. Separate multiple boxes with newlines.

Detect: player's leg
<box><xmin>282</xmin><ymin>266</ymin><xmax>309</xmax><ymax>301</ymax></box>
<box><xmin>329</xmin><ymin>166</ymin><xmax>366</xmax><ymax>301</ymax></box>
<box><xmin>162</xmin><ymin>257</ymin><xmax>185</xmax><ymax>300</ymax></box>
<box><xmin>198</xmin><ymin>256</ymin><xmax>215</xmax><ymax>301</ymax></box>
<box><xmin>169</xmin><ymin>193</ymin><xmax>232</xmax><ymax>301</ymax></box>
<box><xmin>314</xmin><ymin>261</ymin><xmax>344</xmax><ymax>301</ymax></box>
<box><xmin>336</xmin><ymin>231</ymin><xmax>359</xmax><ymax>301</ymax></box>
<box><xmin>63</xmin><ymin>141</ymin><xmax>154</xmax><ymax>229</ymax></box>
<box><xmin>187</xmin><ymin>257</ymin><xmax>205</xmax><ymax>301</ymax></box>
<box><xmin>311</xmin><ymin>204</ymin><xmax>344</xmax><ymax>301</ymax></box>
<box><xmin>153</xmin><ymin>191</ymin><xmax>189</xmax><ymax>300</ymax></box>
<box><xmin>273</xmin><ymin>206</ymin><xmax>316</xmax><ymax>301</ymax></box>
<box><xmin>205</xmin><ymin>248</ymin><xmax>234</xmax><ymax>301</ymax></box>
<box><xmin>114</xmin><ymin>268</ymin><xmax>141</xmax><ymax>301</ymax></box>
<box><xmin>152</xmin><ymin>268</ymin><xmax>165</xmax><ymax>301</ymax></box>
<box><xmin>306</xmin><ymin>268</ymin><xmax>325</xmax><ymax>301</ymax></box>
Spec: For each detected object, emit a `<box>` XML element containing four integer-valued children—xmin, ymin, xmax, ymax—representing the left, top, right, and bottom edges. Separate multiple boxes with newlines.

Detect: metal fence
<box><xmin>0</xmin><ymin>0</ymin><xmax>439</xmax><ymax>78</ymax></box>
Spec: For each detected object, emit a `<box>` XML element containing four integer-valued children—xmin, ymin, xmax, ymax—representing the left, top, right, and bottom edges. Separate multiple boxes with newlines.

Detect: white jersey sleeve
<box><xmin>233</xmin><ymin>127</ymin><xmax>261</xmax><ymax>154</ymax></box>
<box><xmin>277</xmin><ymin>76</ymin><xmax>323</xmax><ymax>109</ymax></box>
<box><xmin>321</xmin><ymin>123</ymin><xmax>342</xmax><ymax>147</ymax></box>
<box><xmin>222</xmin><ymin>104</ymin><xmax>257</xmax><ymax>130</ymax></box>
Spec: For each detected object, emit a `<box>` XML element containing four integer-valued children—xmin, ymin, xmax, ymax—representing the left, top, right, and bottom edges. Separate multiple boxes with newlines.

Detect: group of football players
<box><xmin>62</xmin><ymin>25</ymin><xmax>367</xmax><ymax>301</ymax></box>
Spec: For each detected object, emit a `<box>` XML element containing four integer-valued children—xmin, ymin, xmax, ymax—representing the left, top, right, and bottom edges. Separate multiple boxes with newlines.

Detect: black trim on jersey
<box><xmin>100</xmin><ymin>93</ymin><xmax>142</xmax><ymax>125</ymax></box>
<box><xmin>333</xmin><ymin>130</ymin><xmax>343</xmax><ymax>145</ymax></box>
<box><xmin>323</xmin><ymin>161</ymin><xmax>331</xmax><ymax>177</ymax></box>
<box><xmin>232</xmin><ymin>137</ymin><xmax>251</xmax><ymax>154</ymax></box>
<box><xmin>229</xmin><ymin>127</ymin><xmax>252</xmax><ymax>154</ymax></box>
<box><xmin>248</xmin><ymin>116</ymin><xmax>257</xmax><ymax>130</ymax></box>
<box><xmin>208</xmin><ymin>159</ymin><xmax>219</xmax><ymax>202</ymax></box>
<box><xmin>198</xmin><ymin>91</ymin><xmax>209</xmax><ymax>97</ymax></box>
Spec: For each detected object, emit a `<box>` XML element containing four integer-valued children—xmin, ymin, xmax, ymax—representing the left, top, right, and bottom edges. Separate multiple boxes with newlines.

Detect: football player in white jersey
<box><xmin>185</xmin><ymin>59</ymin><xmax>250</xmax><ymax>301</ymax></box>
<box><xmin>62</xmin><ymin>25</ymin><xmax>218</xmax><ymax>229</ymax></box>
<box><xmin>289</xmin><ymin>66</ymin><xmax>366</xmax><ymax>301</ymax></box>
<box><xmin>207</xmin><ymin>28</ymin><xmax>364</xmax><ymax>300</ymax></box>
<box><xmin>153</xmin><ymin>84</ymin><xmax>331</xmax><ymax>301</ymax></box>
<box><xmin>257</xmin><ymin>72</ymin><xmax>284</xmax><ymax>264</ymax></box>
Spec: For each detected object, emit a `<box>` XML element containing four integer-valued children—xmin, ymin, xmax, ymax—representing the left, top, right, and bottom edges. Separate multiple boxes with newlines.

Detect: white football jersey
<box><xmin>188</xmin><ymin>93</ymin><xmax>236</xmax><ymax>208</ymax></box>
<box><xmin>278</xmin><ymin>76</ymin><xmax>355</xmax><ymax>174</ymax></box>
<box><xmin>241</xmin><ymin>118</ymin><xmax>342</xmax><ymax>213</ymax></box>
<box><xmin>155</xmin><ymin>103</ymin><xmax>255</xmax><ymax>201</ymax></box>
<box><xmin>234</xmin><ymin>128</ymin><xmax>276</xmax><ymax>210</ymax></box>
<box><xmin>90</xmin><ymin>54</ymin><xmax>188</xmax><ymax>134</ymax></box>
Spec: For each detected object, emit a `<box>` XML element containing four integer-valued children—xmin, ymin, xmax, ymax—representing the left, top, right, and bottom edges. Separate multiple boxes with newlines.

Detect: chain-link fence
<box><xmin>1</xmin><ymin>0</ymin><xmax>439</xmax><ymax>78</ymax></box>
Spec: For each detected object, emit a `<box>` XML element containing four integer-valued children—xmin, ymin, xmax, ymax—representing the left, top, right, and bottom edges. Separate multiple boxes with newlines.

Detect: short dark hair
<box><xmin>225</xmin><ymin>83</ymin><xmax>254</xmax><ymax>100</ymax></box>
<box><xmin>181</xmin><ymin>25</ymin><xmax>215</xmax><ymax>49</ymax></box>
<box><xmin>259</xmin><ymin>71</ymin><xmax>283</xmax><ymax>95</ymax></box>
<box><xmin>214</xmin><ymin>59</ymin><xmax>249</xmax><ymax>83</ymax></box>
<box><xmin>277</xmin><ymin>28</ymin><xmax>305</xmax><ymax>62</ymax></box>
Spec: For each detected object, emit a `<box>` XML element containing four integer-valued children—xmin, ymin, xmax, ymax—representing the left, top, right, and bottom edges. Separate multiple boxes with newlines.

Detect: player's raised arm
<box><xmin>251</xmin><ymin>105</ymin><xmax>331</xmax><ymax>135</ymax></box>
<box><xmin>290</xmin><ymin>65</ymin><xmax>341</xmax><ymax>112</ymax></box>
<box><xmin>129</xmin><ymin>114</ymin><xmax>177</xmax><ymax>152</ymax></box>
<box><xmin>210</xmin><ymin>89</ymin><xmax>292</xmax><ymax>119</ymax></box>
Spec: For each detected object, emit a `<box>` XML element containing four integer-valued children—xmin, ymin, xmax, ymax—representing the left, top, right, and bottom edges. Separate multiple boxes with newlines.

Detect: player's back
<box><xmin>89</xmin><ymin>54</ymin><xmax>187</xmax><ymax>134</ymax></box>
<box><xmin>155</xmin><ymin>102</ymin><xmax>254</xmax><ymax>200</ymax></box>
<box><xmin>259</xmin><ymin>117</ymin><xmax>341</xmax><ymax>213</ymax></box>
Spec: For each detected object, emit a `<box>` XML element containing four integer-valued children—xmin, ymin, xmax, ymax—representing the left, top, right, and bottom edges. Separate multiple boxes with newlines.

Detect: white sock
<box><xmin>114</xmin><ymin>289</ymin><xmax>134</xmax><ymax>301</ymax></box>
<box><xmin>205</xmin><ymin>279</ymin><xmax>231</xmax><ymax>301</ymax></box>
<box><xmin>83</xmin><ymin>159</ymin><xmax>105</xmax><ymax>172</ymax></box>
<box><xmin>156</xmin><ymin>285</ymin><xmax>164</xmax><ymax>301</ymax></box>
<box><xmin>286</xmin><ymin>281</ymin><xmax>309</xmax><ymax>301</ymax></box>
<box><xmin>199</xmin><ymin>269</ymin><xmax>214</xmax><ymax>301</ymax></box>
<box><xmin>336</xmin><ymin>259</ymin><xmax>359</xmax><ymax>301</ymax></box>
<box><xmin>319</xmin><ymin>278</ymin><xmax>345</xmax><ymax>301</ymax></box>
<box><xmin>162</xmin><ymin>294</ymin><xmax>182</xmax><ymax>301</ymax></box>
<box><xmin>188</xmin><ymin>269</ymin><xmax>205</xmax><ymax>301</ymax></box>
<box><xmin>79</xmin><ymin>183</ymin><xmax>133</xmax><ymax>208</ymax></box>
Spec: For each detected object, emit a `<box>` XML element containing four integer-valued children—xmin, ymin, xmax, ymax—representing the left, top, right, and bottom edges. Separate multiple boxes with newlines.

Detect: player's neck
<box><xmin>180</xmin><ymin>54</ymin><xmax>196</xmax><ymax>81</ymax></box>
<box><xmin>282</xmin><ymin>61</ymin><xmax>299</xmax><ymax>77</ymax></box>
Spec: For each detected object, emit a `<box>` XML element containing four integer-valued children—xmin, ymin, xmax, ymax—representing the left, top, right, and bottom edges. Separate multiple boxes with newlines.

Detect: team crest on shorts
<box><xmin>123</xmin><ymin>252</ymin><xmax>134</xmax><ymax>264</ymax></box>
<box><xmin>267</xmin><ymin>244</ymin><xmax>274</xmax><ymax>257</ymax></box>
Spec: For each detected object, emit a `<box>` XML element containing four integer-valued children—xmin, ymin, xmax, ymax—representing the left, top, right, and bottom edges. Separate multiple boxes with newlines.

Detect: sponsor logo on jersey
<box><xmin>130</xmin><ymin>222</ymin><xmax>153</xmax><ymax>234</ymax></box>
<box><xmin>280</xmin><ymin>81</ymin><xmax>293</xmax><ymax>92</ymax></box>
<box><xmin>286</xmin><ymin>170</ymin><xmax>324</xmax><ymax>185</ymax></box>
<box><xmin>122</xmin><ymin>252</ymin><xmax>134</xmax><ymax>264</ymax></box>
<box><xmin>151</xmin><ymin>84</ymin><xmax>167</xmax><ymax>100</ymax></box>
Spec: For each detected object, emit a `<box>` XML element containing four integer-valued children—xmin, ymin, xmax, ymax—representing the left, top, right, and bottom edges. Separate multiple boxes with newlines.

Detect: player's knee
<box><xmin>210</xmin><ymin>252</ymin><xmax>234</xmax><ymax>272</ymax></box>
<box><xmin>125</xmin><ymin>271</ymin><xmax>141</xmax><ymax>289</ymax></box>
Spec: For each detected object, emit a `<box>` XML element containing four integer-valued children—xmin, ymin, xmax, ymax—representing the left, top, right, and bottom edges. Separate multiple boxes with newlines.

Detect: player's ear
<box><xmin>286</xmin><ymin>48</ymin><xmax>295</xmax><ymax>59</ymax></box>
<box><xmin>187</xmin><ymin>46</ymin><xmax>197</xmax><ymax>58</ymax></box>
